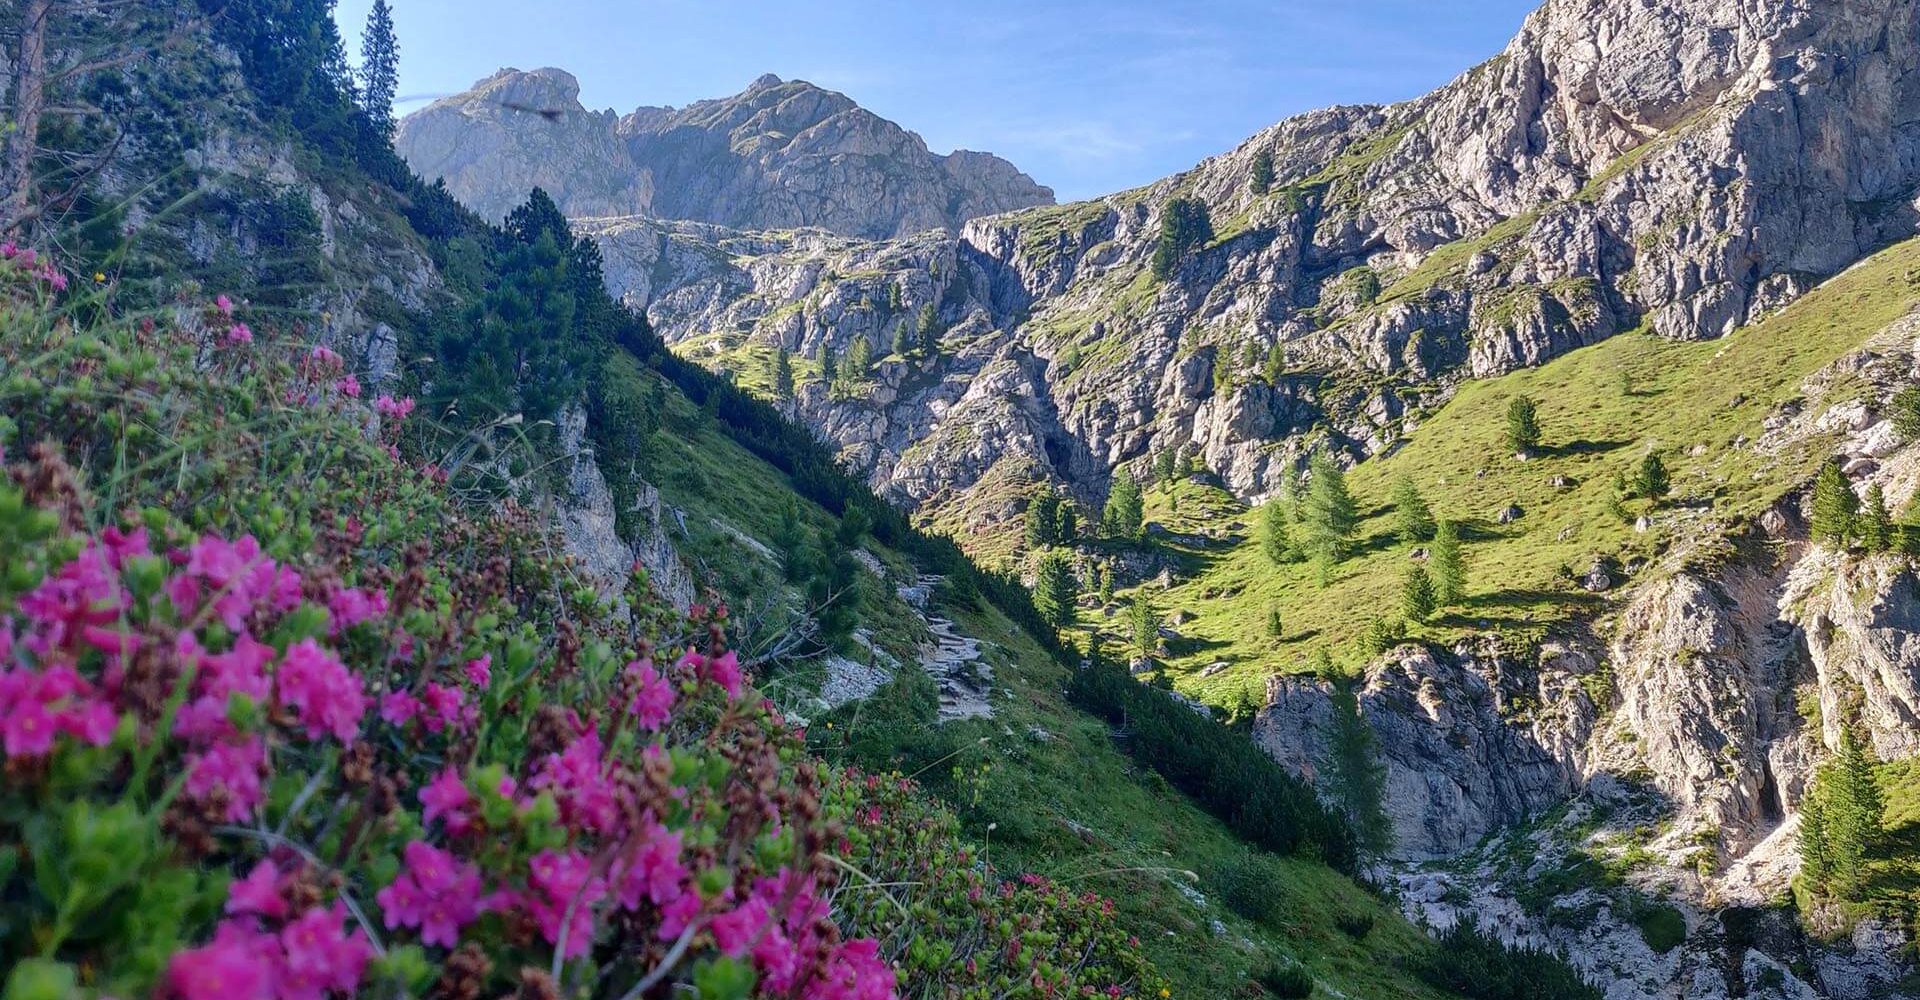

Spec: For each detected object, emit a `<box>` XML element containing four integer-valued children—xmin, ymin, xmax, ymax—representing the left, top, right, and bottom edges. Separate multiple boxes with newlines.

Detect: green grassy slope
<box><xmin>1105</xmin><ymin>238</ymin><xmax>1920</xmax><ymax>705</ymax></box>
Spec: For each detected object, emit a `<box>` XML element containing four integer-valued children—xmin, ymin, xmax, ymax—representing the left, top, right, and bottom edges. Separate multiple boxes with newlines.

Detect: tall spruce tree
<box><xmin>1863</xmin><ymin>483</ymin><xmax>1893</xmax><ymax>552</ymax></box>
<box><xmin>1128</xmin><ymin>593</ymin><xmax>1159</xmax><ymax>659</ymax></box>
<box><xmin>1250</xmin><ymin>148</ymin><xmax>1276</xmax><ymax>195</ymax></box>
<box><xmin>359</xmin><ymin>0</ymin><xmax>399</xmax><ymax>140</ymax></box>
<box><xmin>1392</xmin><ymin>476</ymin><xmax>1436</xmax><ymax>543</ymax></box>
<box><xmin>1430</xmin><ymin>520</ymin><xmax>1465</xmax><ymax>606</ymax></box>
<box><xmin>1033</xmin><ymin>551</ymin><xmax>1078</xmax><ymax>630</ymax></box>
<box><xmin>1636</xmin><ymin>452</ymin><xmax>1670</xmax><ymax>504</ymax></box>
<box><xmin>1025</xmin><ymin>487</ymin><xmax>1062</xmax><ymax>550</ymax></box>
<box><xmin>1261</xmin><ymin>500</ymin><xmax>1295</xmax><ymax>566</ymax></box>
<box><xmin>771</xmin><ymin>345</ymin><xmax>795</xmax><ymax>401</ymax></box>
<box><xmin>1326</xmin><ymin>686</ymin><xmax>1393</xmax><ymax>857</ymax></box>
<box><xmin>1104</xmin><ymin>470</ymin><xmax>1145</xmax><ymax>540</ymax></box>
<box><xmin>1303</xmin><ymin>452</ymin><xmax>1358</xmax><ymax>573</ymax></box>
<box><xmin>1402</xmin><ymin>565</ymin><xmax>1436</xmax><ymax>624</ymax></box>
<box><xmin>1799</xmin><ymin>787</ymin><xmax>1833</xmax><ymax>890</ymax></box>
<box><xmin>1150</xmin><ymin>197</ymin><xmax>1213</xmax><ymax>280</ymax></box>
<box><xmin>1506</xmin><ymin>396</ymin><xmax>1542</xmax><ymax>457</ymax></box>
<box><xmin>1811</xmin><ymin>459</ymin><xmax>1859</xmax><ymax>545</ymax></box>
<box><xmin>1828</xmin><ymin>724</ymin><xmax>1884</xmax><ymax>895</ymax></box>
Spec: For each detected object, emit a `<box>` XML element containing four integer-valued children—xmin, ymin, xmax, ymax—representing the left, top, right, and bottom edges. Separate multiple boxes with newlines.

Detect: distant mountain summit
<box><xmin>396</xmin><ymin>69</ymin><xmax>1054</xmax><ymax>237</ymax></box>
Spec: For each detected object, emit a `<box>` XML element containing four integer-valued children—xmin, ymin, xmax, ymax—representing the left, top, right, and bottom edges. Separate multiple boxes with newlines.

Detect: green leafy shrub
<box><xmin>1417</xmin><ymin>919</ymin><xmax>1600</xmax><ymax>1000</ymax></box>
<box><xmin>1254</xmin><ymin>958</ymin><xmax>1314</xmax><ymax>997</ymax></box>
<box><xmin>1334</xmin><ymin>910</ymin><xmax>1374</xmax><ymax>939</ymax></box>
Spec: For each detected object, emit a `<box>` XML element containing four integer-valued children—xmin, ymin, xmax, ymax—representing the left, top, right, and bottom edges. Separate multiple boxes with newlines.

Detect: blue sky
<box><xmin>334</xmin><ymin>1</ymin><xmax>1538</xmax><ymax>202</ymax></box>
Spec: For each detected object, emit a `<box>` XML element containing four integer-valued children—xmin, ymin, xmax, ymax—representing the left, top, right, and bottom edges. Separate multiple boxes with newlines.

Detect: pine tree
<box><xmin>1893</xmin><ymin>384</ymin><xmax>1920</xmax><ymax>442</ymax></box>
<box><xmin>1302</xmin><ymin>452</ymin><xmax>1358</xmax><ymax>573</ymax></box>
<box><xmin>1264</xmin><ymin>343</ymin><xmax>1287</xmax><ymax>386</ymax></box>
<box><xmin>1261</xmin><ymin>500</ymin><xmax>1295</xmax><ymax>566</ymax></box>
<box><xmin>1402</xmin><ymin>565</ymin><xmax>1436</xmax><ymax>624</ymax></box>
<box><xmin>1250</xmin><ymin>148</ymin><xmax>1276</xmax><ymax>196</ymax></box>
<box><xmin>1025</xmin><ymin>487</ymin><xmax>1061</xmax><ymax>550</ymax></box>
<box><xmin>1811</xmin><ymin>459</ymin><xmax>1859</xmax><ymax>545</ymax></box>
<box><xmin>1430</xmin><ymin>519</ymin><xmax>1465</xmax><ymax>606</ymax></box>
<box><xmin>817</xmin><ymin>343</ymin><xmax>837</xmax><ymax>386</ymax></box>
<box><xmin>845</xmin><ymin>337</ymin><xmax>873</xmax><ymax>384</ymax></box>
<box><xmin>1799</xmin><ymin>786</ymin><xmax>1832</xmax><ymax>891</ymax></box>
<box><xmin>1104</xmin><ymin>470</ymin><xmax>1145</xmax><ymax>540</ymax></box>
<box><xmin>772</xmin><ymin>499</ymin><xmax>807</xmax><ymax>583</ymax></box>
<box><xmin>771</xmin><ymin>346</ymin><xmax>795</xmax><ymax>400</ymax></box>
<box><xmin>1155</xmin><ymin>449</ymin><xmax>1178</xmax><ymax>488</ymax></box>
<box><xmin>1056</xmin><ymin>504</ymin><xmax>1079</xmax><ymax>543</ymax></box>
<box><xmin>358</xmin><ymin>0</ymin><xmax>400</xmax><ymax>140</ymax></box>
<box><xmin>1863</xmin><ymin>483</ymin><xmax>1892</xmax><ymax>552</ymax></box>
<box><xmin>1128</xmin><ymin>593</ymin><xmax>1159</xmax><ymax>659</ymax></box>
<box><xmin>1636</xmin><ymin>452</ymin><xmax>1670</xmax><ymax>504</ymax></box>
<box><xmin>1213</xmin><ymin>351</ymin><xmax>1233</xmax><ymax>396</ymax></box>
<box><xmin>1266</xmin><ymin>606</ymin><xmax>1284</xmax><ymax>639</ymax></box>
<box><xmin>891</xmin><ymin>322</ymin><xmax>911</xmax><ymax>358</ymax></box>
<box><xmin>915</xmin><ymin>302</ymin><xmax>941</xmax><ymax>353</ymax></box>
<box><xmin>1033</xmin><ymin>551</ymin><xmax>1078</xmax><ymax>630</ymax></box>
<box><xmin>1506</xmin><ymin>396</ymin><xmax>1542</xmax><ymax>456</ymax></box>
<box><xmin>1392</xmin><ymin>476</ymin><xmax>1435</xmax><ymax>543</ymax></box>
<box><xmin>1097</xmin><ymin>563</ymin><xmax>1114</xmax><ymax>605</ymax></box>
<box><xmin>1827</xmin><ymin>724</ymin><xmax>1884</xmax><ymax>895</ymax></box>
<box><xmin>1325</xmin><ymin>686</ymin><xmax>1393</xmax><ymax>857</ymax></box>
<box><xmin>1150</xmin><ymin>197</ymin><xmax>1214</xmax><ymax>280</ymax></box>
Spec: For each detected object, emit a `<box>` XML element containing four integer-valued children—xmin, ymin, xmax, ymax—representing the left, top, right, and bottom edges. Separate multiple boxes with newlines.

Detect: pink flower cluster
<box><xmin>626</xmin><ymin>658</ymin><xmax>675</xmax><ymax>730</ymax></box>
<box><xmin>168</xmin><ymin>534</ymin><xmax>302</xmax><ymax>632</ymax></box>
<box><xmin>677</xmin><ymin>648</ymin><xmax>744</xmax><ymax>700</ymax></box>
<box><xmin>530</xmin><ymin>731</ymin><xmax>621</xmax><ymax>834</ymax></box>
<box><xmin>375</xmin><ymin>840</ymin><xmax>484</xmax><ymax>947</ymax></box>
<box><xmin>712</xmin><ymin>869</ymin><xmax>895</xmax><ymax>1000</ymax></box>
<box><xmin>168</xmin><ymin>860</ymin><xmax>373</xmax><ymax>1000</ymax></box>
<box><xmin>2</xmin><ymin>243</ymin><xmax>69</xmax><ymax>291</ymax></box>
<box><xmin>374</xmin><ymin>394</ymin><xmax>416</xmax><ymax>421</ymax></box>
<box><xmin>1</xmin><ymin>533</ymin><xmax>142</xmax><ymax>757</ymax></box>
<box><xmin>0</xmin><ymin>664</ymin><xmax>117</xmax><ymax>757</ymax></box>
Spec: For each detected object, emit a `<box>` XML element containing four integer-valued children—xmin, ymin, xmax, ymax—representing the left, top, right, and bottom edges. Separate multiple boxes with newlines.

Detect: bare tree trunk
<box><xmin>2</xmin><ymin>0</ymin><xmax>53</xmax><ymax>234</ymax></box>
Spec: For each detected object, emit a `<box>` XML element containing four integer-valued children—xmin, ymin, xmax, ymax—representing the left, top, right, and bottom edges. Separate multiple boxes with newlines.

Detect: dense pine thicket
<box><xmin>1066</xmin><ymin>654</ymin><xmax>1358</xmax><ymax>872</ymax></box>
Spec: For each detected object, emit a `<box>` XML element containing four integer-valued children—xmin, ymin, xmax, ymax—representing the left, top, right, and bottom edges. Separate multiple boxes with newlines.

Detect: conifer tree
<box><xmin>1636</xmin><ymin>452</ymin><xmax>1670</xmax><ymax>504</ymax></box>
<box><xmin>1104</xmin><ymin>470</ymin><xmax>1145</xmax><ymax>540</ymax></box>
<box><xmin>1155</xmin><ymin>449</ymin><xmax>1178</xmax><ymax>487</ymax></box>
<box><xmin>1402</xmin><ymin>565</ymin><xmax>1436</xmax><ymax>624</ymax></box>
<box><xmin>1025</xmin><ymin>487</ymin><xmax>1061</xmax><ymax>550</ymax></box>
<box><xmin>1326</xmin><ymin>686</ymin><xmax>1392</xmax><ymax>857</ymax></box>
<box><xmin>1303</xmin><ymin>452</ymin><xmax>1358</xmax><ymax>573</ymax></box>
<box><xmin>1250</xmin><ymin>148</ymin><xmax>1276</xmax><ymax>195</ymax></box>
<box><xmin>1430</xmin><ymin>519</ymin><xmax>1465</xmax><ymax>606</ymax></box>
<box><xmin>1863</xmin><ymin>483</ymin><xmax>1892</xmax><ymax>552</ymax></box>
<box><xmin>1033</xmin><ymin>551</ymin><xmax>1078</xmax><ymax>630</ymax></box>
<box><xmin>1128</xmin><ymin>593</ymin><xmax>1159</xmax><ymax>659</ymax></box>
<box><xmin>771</xmin><ymin>345</ymin><xmax>795</xmax><ymax>400</ymax></box>
<box><xmin>916</xmin><ymin>302</ymin><xmax>941</xmax><ymax>353</ymax></box>
<box><xmin>1261</xmin><ymin>500</ymin><xmax>1295</xmax><ymax>566</ymax></box>
<box><xmin>845</xmin><ymin>336</ymin><xmax>873</xmax><ymax>384</ymax></box>
<box><xmin>1811</xmin><ymin>459</ymin><xmax>1859</xmax><ymax>545</ymax></box>
<box><xmin>359</xmin><ymin>0</ymin><xmax>400</xmax><ymax>140</ymax></box>
<box><xmin>1506</xmin><ymin>396</ymin><xmax>1542</xmax><ymax>457</ymax></box>
<box><xmin>1392</xmin><ymin>476</ymin><xmax>1435</xmax><ymax>543</ymax></box>
<box><xmin>817</xmin><ymin>343</ymin><xmax>837</xmax><ymax>387</ymax></box>
<box><xmin>1097</xmin><ymin>563</ymin><xmax>1114</xmax><ymax>605</ymax></box>
<box><xmin>1827</xmin><ymin>724</ymin><xmax>1884</xmax><ymax>895</ymax></box>
<box><xmin>1264</xmin><ymin>342</ymin><xmax>1287</xmax><ymax>386</ymax></box>
<box><xmin>1056</xmin><ymin>504</ymin><xmax>1079</xmax><ymax>544</ymax></box>
<box><xmin>891</xmin><ymin>322</ymin><xmax>912</xmax><ymax>358</ymax></box>
<box><xmin>1151</xmin><ymin>197</ymin><xmax>1214</xmax><ymax>280</ymax></box>
<box><xmin>1893</xmin><ymin>384</ymin><xmax>1920</xmax><ymax>442</ymax></box>
<box><xmin>1799</xmin><ymin>787</ymin><xmax>1832</xmax><ymax>890</ymax></box>
<box><xmin>1266</xmin><ymin>606</ymin><xmax>1284</xmax><ymax>639</ymax></box>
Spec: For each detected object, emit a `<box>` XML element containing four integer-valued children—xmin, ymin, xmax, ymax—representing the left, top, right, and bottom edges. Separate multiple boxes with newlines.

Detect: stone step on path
<box><xmin>898</xmin><ymin>575</ymin><xmax>994</xmax><ymax>722</ymax></box>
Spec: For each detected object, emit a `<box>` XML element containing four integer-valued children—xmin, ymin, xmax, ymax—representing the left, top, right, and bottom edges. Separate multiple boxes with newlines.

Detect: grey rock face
<box><xmin>571</xmin><ymin>0</ymin><xmax>1920</xmax><ymax>541</ymax></box>
<box><xmin>397</xmin><ymin>70</ymin><xmax>1052</xmax><ymax>237</ymax></box>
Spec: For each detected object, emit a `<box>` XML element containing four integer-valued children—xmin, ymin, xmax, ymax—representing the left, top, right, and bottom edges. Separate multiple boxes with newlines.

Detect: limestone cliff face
<box><xmin>397</xmin><ymin>71</ymin><xmax>1053</xmax><ymax>237</ymax></box>
<box><xmin>576</xmin><ymin>0</ymin><xmax>1920</xmax><ymax>538</ymax></box>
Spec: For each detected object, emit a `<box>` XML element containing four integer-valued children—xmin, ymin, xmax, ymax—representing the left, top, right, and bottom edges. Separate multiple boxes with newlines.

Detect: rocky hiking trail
<box><xmin>816</xmin><ymin>574</ymin><xmax>995</xmax><ymax>722</ymax></box>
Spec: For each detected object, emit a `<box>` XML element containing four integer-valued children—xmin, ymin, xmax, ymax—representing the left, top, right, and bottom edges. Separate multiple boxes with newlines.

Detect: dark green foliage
<box><xmin>1213</xmin><ymin>350</ymin><xmax>1234</xmax><ymax>396</ymax></box>
<box><xmin>1150</xmin><ymin>197</ymin><xmax>1213</xmax><ymax>280</ymax></box>
<box><xmin>1302</xmin><ymin>453</ymin><xmax>1357</xmax><ymax>572</ymax></box>
<box><xmin>1066</xmin><ymin>654</ymin><xmax>1356</xmax><ymax>871</ymax></box>
<box><xmin>1430</xmin><ymin>520</ymin><xmax>1465</xmax><ymax>606</ymax></box>
<box><xmin>1254</xmin><ymin>959</ymin><xmax>1313</xmax><ymax>998</ymax></box>
<box><xmin>1621</xmin><ymin>897</ymin><xmax>1686</xmax><ymax>954</ymax></box>
<box><xmin>1250</xmin><ymin>149</ymin><xmax>1276</xmax><ymax>197</ymax></box>
<box><xmin>1154</xmin><ymin>449</ymin><xmax>1178</xmax><ymax>487</ymax></box>
<box><xmin>587</xmin><ymin>367</ymin><xmax>662</xmax><ymax>538</ymax></box>
<box><xmin>1506</xmin><ymin>396</ymin><xmax>1541</xmax><ymax>456</ymax></box>
<box><xmin>1033</xmin><ymin>551</ymin><xmax>1078</xmax><ymax>630</ymax></box>
<box><xmin>771</xmin><ymin>345</ymin><xmax>795</xmax><ymax>400</ymax></box>
<box><xmin>358</xmin><ymin>0</ymin><xmax>399</xmax><ymax>139</ymax></box>
<box><xmin>1893</xmin><ymin>384</ymin><xmax>1920</xmax><ymax>442</ymax></box>
<box><xmin>1392</xmin><ymin>476</ymin><xmax>1435</xmax><ymax>543</ymax></box>
<box><xmin>1266</xmin><ymin>606</ymin><xmax>1284</xmax><ymax>639</ymax></box>
<box><xmin>1354</xmin><ymin>618</ymin><xmax>1402</xmax><ymax>662</ymax></box>
<box><xmin>1208</xmin><ymin>853</ymin><xmax>1291</xmax><ymax>927</ymax></box>
<box><xmin>1418</xmin><ymin>920</ymin><xmax>1601</xmax><ymax>1000</ymax></box>
<box><xmin>1261</xmin><ymin>501</ymin><xmax>1297</xmax><ymax>566</ymax></box>
<box><xmin>1026</xmin><ymin>486</ymin><xmax>1063</xmax><ymax>549</ymax></box>
<box><xmin>1801</xmin><ymin>724</ymin><xmax>1884</xmax><ymax>899</ymax></box>
<box><xmin>1128</xmin><ymin>593</ymin><xmax>1158</xmax><ymax>658</ymax></box>
<box><xmin>915</xmin><ymin>302</ymin><xmax>943</xmax><ymax>353</ymax></box>
<box><xmin>1863</xmin><ymin>483</ymin><xmax>1892</xmax><ymax>552</ymax></box>
<box><xmin>1402</xmin><ymin>565</ymin><xmax>1436</xmax><ymax>623</ymax></box>
<box><xmin>818</xmin><ymin>342</ymin><xmax>838</xmax><ymax>385</ymax></box>
<box><xmin>1096</xmin><ymin>563</ymin><xmax>1114</xmax><ymax>604</ymax></box>
<box><xmin>890</xmin><ymin>322</ymin><xmax>912</xmax><ymax>358</ymax></box>
<box><xmin>1635</xmin><ymin>452</ymin><xmax>1670</xmax><ymax>504</ymax></box>
<box><xmin>1811</xmin><ymin>459</ymin><xmax>1859</xmax><ymax>545</ymax></box>
<box><xmin>1325</xmin><ymin>687</ymin><xmax>1392</xmax><ymax>857</ymax></box>
<box><xmin>1104</xmin><ymin>470</ymin><xmax>1145</xmax><ymax>540</ymax></box>
<box><xmin>1056</xmin><ymin>504</ymin><xmax>1079</xmax><ymax>543</ymax></box>
<box><xmin>1333</xmin><ymin>911</ymin><xmax>1374</xmax><ymax>939</ymax></box>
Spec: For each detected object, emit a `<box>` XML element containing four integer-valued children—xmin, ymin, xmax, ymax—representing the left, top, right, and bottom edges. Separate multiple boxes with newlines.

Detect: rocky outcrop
<box><xmin>1255</xmin><ymin>644</ymin><xmax>1595</xmax><ymax>859</ymax></box>
<box><xmin>556</xmin><ymin>0</ymin><xmax>1920</xmax><ymax>541</ymax></box>
<box><xmin>397</xmin><ymin>70</ymin><xmax>1052</xmax><ymax>236</ymax></box>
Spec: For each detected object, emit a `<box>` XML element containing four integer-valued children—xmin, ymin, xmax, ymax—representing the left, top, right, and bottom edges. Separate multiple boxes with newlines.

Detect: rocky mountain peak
<box><xmin>397</xmin><ymin>70</ymin><xmax>1053</xmax><ymax>237</ymax></box>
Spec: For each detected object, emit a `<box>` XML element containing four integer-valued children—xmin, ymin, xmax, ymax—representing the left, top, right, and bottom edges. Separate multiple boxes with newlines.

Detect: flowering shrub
<box><xmin>0</xmin><ymin>273</ymin><xmax>1161</xmax><ymax>999</ymax></box>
